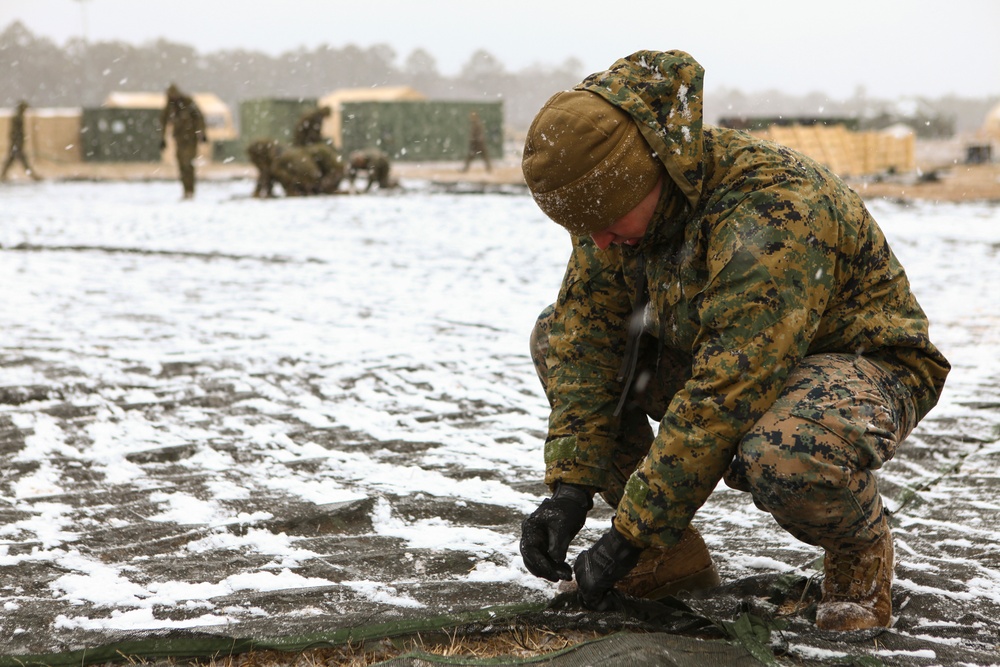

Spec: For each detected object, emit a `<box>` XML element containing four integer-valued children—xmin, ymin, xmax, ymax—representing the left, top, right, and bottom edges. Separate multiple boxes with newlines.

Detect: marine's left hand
<box><xmin>573</xmin><ymin>526</ymin><xmax>643</xmax><ymax>610</ymax></box>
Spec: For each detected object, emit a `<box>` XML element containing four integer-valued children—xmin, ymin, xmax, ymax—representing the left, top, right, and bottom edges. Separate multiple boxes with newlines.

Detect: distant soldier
<box><xmin>247</xmin><ymin>139</ymin><xmax>344</xmax><ymax>197</ymax></box>
<box><xmin>347</xmin><ymin>148</ymin><xmax>393</xmax><ymax>192</ymax></box>
<box><xmin>159</xmin><ymin>83</ymin><xmax>207</xmax><ymax>199</ymax></box>
<box><xmin>293</xmin><ymin>105</ymin><xmax>332</xmax><ymax>147</ymax></box>
<box><xmin>247</xmin><ymin>139</ymin><xmax>282</xmax><ymax>198</ymax></box>
<box><xmin>2</xmin><ymin>100</ymin><xmax>41</xmax><ymax>182</ymax></box>
<box><xmin>275</xmin><ymin>142</ymin><xmax>344</xmax><ymax>196</ymax></box>
<box><xmin>461</xmin><ymin>110</ymin><xmax>492</xmax><ymax>173</ymax></box>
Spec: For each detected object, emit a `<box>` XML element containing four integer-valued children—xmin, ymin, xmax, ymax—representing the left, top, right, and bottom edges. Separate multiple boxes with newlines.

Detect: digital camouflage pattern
<box><xmin>536</xmin><ymin>50</ymin><xmax>950</xmax><ymax>549</ymax></box>
<box><xmin>723</xmin><ymin>353</ymin><xmax>915</xmax><ymax>553</ymax></box>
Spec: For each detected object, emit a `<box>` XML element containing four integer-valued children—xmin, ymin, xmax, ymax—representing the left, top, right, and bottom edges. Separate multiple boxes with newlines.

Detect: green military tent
<box><xmin>338</xmin><ymin>99</ymin><xmax>503</xmax><ymax>162</ymax></box>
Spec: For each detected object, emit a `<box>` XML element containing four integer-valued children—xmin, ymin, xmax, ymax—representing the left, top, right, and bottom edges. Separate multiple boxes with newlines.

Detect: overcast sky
<box><xmin>3</xmin><ymin>0</ymin><xmax>998</xmax><ymax>100</ymax></box>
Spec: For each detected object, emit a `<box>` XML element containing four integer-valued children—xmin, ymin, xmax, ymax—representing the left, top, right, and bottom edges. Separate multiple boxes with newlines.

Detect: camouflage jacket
<box><xmin>293</xmin><ymin>109</ymin><xmax>327</xmax><ymax>146</ymax></box>
<box><xmin>160</xmin><ymin>94</ymin><xmax>206</xmax><ymax>144</ymax></box>
<box><xmin>8</xmin><ymin>106</ymin><xmax>26</xmax><ymax>147</ymax></box>
<box><xmin>542</xmin><ymin>50</ymin><xmax>951</xmax><ymax>547</ymax></box>
<box><xmin>348</xmin><ymin>149</ymin><xmax>391</xmax><ymax>183</ymax></box>
<box><xmin>273</xmin><ymin>143</ymin><xmax>344</xmax><ymax>196</ymax></box>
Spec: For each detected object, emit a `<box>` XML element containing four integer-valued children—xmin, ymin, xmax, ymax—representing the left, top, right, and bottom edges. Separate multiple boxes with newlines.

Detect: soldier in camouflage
<box><xmin>518</xmin><ymin>50</ymin><xmax>950</xmax><ymax>632</ymax></box>
<box><xmin>2</xmin><ymin>100</ymin><xmax>41</xmax><ymax>182</ymax></box>
<box><xmin>461</xmin><ymin>110</ymin><xmax>492</xmax><ymax>173</ymax></box>
<box><xmin>293</xmin><ymin>105</ymin><xmax>332</xmax><ymax>147</ymax></box>
<box><xmin>347</xmin><ymin>148</ymin><xmax>393</xmax><ymax>192</ymax></box>
<box><xmin>159</xmin><ymin>84</ymin><xmax>207</xmax><ymax>199</ymax></box>
<box><xmin>248</xmin><ymin>139</ymin><xmax>281</xmax><ymax>198</ymax></box>
<box><xmin>247</xmin><ymin>139</ymin><xmax>344</xmax><ymax>197</ymax></box>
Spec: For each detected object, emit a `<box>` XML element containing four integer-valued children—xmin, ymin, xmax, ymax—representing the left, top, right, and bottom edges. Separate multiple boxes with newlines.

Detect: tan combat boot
<box><xmin>614</xmin><ymin>525</ymin><xmax>721</xmax><ymax>600</ymax></box>
<box><xmin>816</xmin><ymin>528</ymin><xmax>894</xmax><ymax>631</ymax></box>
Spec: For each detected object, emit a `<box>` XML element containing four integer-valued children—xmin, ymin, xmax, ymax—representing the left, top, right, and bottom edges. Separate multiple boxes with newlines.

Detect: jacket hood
<box><xmin>576</xmin><ymin>50</ymin><xmax>706</xmax><ymax>211</ymax></box>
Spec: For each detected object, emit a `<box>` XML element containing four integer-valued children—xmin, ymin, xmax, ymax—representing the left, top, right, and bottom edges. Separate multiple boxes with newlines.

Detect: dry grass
<box><xmin>115</xmin><ymin>627</ymin><xmax>606</xmax><ymax>667</ymax></box>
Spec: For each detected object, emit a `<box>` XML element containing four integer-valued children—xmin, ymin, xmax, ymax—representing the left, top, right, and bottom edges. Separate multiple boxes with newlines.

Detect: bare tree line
<box><xmin>1</xmin><ymin>21</ymin><xmax>994</xmax><ymax>135</ymax></box>
<box><xmin>0</xmin><ymin>21</ymin><xmax>584</xmax><ymax>133</ymax></box>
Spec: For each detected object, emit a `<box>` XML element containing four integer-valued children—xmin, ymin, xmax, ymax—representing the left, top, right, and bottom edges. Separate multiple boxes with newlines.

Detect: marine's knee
<box><xmin>730</xmin><ymin>419</ymin><xmax>853</xmax><ymax>512</ymax></box>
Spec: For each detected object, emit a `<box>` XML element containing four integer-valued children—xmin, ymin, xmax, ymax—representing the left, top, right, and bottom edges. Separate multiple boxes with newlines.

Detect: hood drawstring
<box><xmin>614</xmin><ymin>253</ymin><xmax>648</xmax><ymax>416</ymax></box>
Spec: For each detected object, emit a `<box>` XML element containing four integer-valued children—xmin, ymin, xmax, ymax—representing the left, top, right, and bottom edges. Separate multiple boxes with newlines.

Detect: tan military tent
<box><xmin>103</xmin><ymin>91</ymin><xmax>236</xmax><ymax>141</ymax></box>
<box><xmin>317</xmin><ymin>85</ymin><xmax>426</xmax><ymax>148</ymax></box>
<box><xmin>981</xmin><ymin>101</ymin><xmax>1000</xmax><ymax>142</ymax></box>
<box><xmin>0</xmin><ymin>107</ymin><xmax>82</xmax><ymax>164</ymax></box>
<box><xmin>103</xmin><ymin>91</ymin><xmax>236</xmax><ymax>164</ymax></box>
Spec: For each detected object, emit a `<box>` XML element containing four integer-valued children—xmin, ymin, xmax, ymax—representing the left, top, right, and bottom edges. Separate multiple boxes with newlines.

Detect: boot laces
<box><xmin>826</xmin><ymin>549</ymin><xmax>882</xmax><ymax>599</ymax></box>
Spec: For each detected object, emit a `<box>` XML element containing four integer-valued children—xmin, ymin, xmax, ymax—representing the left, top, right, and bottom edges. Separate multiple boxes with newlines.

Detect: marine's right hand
<box><xmin>519</xmin><ymin>482</ymin><xmax>593</xmax><ymax>581</ymax></box>
<box><xmin>159</xmin><ymin>140</ymin><xmax>166</xmax><ymax>151</ymax></box>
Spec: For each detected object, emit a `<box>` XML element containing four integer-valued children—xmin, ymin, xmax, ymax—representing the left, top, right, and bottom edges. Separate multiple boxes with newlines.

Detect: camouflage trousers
<box><xmin>531</xmin><ymin>305</ymin><xmax>918</xmax><ymax>553</ymax></box>
<box><xmin>175</xmin><ymin>141</ymin><xmax>198</xmax><ymax>196</ymax></box>
<box><xmin>1</xmin><ymin>145</ymin><xmax>33</xmax><ymax>179</ymax></box>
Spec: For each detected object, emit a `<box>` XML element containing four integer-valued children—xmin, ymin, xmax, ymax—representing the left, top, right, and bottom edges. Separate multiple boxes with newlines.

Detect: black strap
<box><xmin>614</xmin><ymin>254</ymin><xmax>648</xmax><ymax>416</ymax></box>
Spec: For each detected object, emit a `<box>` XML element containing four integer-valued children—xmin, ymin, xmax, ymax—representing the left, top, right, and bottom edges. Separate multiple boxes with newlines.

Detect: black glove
<box><xmin>520</xmin><ymin>482</ymin><xmax>593</xmax><ymax>582</ymax></box>
<box><xmin>574</xmin><ymin>525</ymin><xmax>643</xmax><ymax>610</ymax></box>
<box><xmin>200</xmin><ymin>134</ymin><xmax>208</xmax><ymax>143</ymax></box>
<box><xmin>159</xmin><ymin>139</ymin><xmax>166</xmax><ymax>151</ymax></box>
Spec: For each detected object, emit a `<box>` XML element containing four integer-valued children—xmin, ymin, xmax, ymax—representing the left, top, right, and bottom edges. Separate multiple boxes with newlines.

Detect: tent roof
<box><xmin>103</xmin><ymin>91</ymin><xmax>231</xmax><ymax>116</ymax></box>
<box><xmin>881</xmin><ymin>122</ymin><xmax>916</xmax><ymax>138</ymax></box>
<box><xmin>319</xmin><ymin>85</ymin><xmax>426</xmax><ymax>107</ymax></box>
<box><xmin>0</xmin><ymin>107</ymin><xmax>80</xmax><ymax>118</ymax></box>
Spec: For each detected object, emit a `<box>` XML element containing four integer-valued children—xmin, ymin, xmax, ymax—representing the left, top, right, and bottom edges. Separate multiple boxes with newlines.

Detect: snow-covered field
<box><xmin>1</xmin><ymin>178</ymin><xmax>998</xmax><ymax>664</ymax></box>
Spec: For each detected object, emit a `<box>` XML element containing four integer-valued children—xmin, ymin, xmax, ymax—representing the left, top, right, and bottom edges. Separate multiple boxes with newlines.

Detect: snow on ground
<box><xmin>0</xmin><ymin>178</ymin><xmax>998</xmax><ymax>663</ymax></box>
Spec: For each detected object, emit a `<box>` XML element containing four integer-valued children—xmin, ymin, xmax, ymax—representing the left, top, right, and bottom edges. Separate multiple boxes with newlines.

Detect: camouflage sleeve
<box><xmin>615</xmin><ymin>188</ymin><xmax>840</xmax><ymax>547</ymax></box>
<box><xmin>544</xmin><ymin>236</ymin><xmax>632</xmax><ymax>491</ymax></box>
